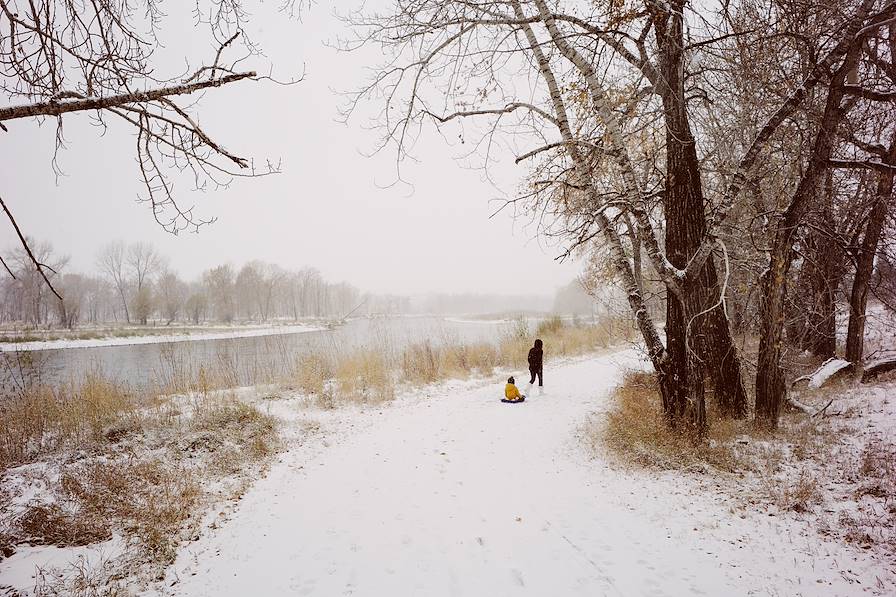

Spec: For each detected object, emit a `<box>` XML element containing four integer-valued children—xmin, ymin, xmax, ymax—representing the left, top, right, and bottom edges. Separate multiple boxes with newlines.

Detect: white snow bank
<box><xmin>0</xmin><ymin>537</ymin><xmax>125</xmax><ymax>594</ymax></box>
<box><xmin>442</xmin><ymin>317</ymin><xmax>513</xmax><ymax>325</ymax></box>
<box><xmin>807</xmin><ymin>358</ymin><xmax>853</xmax><ymax>388</ymax></box>
<box><xmin>0</xmin><ymin>323</ymin><xmax>326</xmax><ymax>352</ymax></box>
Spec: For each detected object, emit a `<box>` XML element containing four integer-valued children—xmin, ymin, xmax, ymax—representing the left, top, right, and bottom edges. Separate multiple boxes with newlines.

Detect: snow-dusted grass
<box><xmin>597</xmin><ymin>371</ymin><xmax>750</xmax><ymax>472</ymax></box>
<box><xmin>0</xmin><ymin>383</ymin><xmax>282</xmax><ymax>594</ymax></box>
<box><xmin>3</xmin><ymin>351</ymin><xmax>894</xmax><ymax>595</ymax></box>
<box><xmin>598</xmin><ymin>368</ymin><xmax>896</xmax><ymax>569</ymax></box>
<box><xmin>282</xmin><ymin>320</ymin><xmax>628</xmax><ymax>409</ymax></box>
<box><xmin>0</xmin><ymin>321</ymin><xmax>624</xmax><ymax>594</ymax></box>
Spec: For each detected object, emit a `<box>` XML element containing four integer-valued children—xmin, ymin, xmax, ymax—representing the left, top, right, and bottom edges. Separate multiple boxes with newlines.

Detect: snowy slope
<box><xmin>140</xmin><ymin>351</ymin><xmax>893</xmax><ymax>597</ymax></box>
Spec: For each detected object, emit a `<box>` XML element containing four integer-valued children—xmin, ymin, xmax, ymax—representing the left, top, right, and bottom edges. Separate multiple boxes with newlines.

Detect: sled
<box><xmin>501</xmin><ymin>397</ymin><xmax>526</xmax><ymax>403</ymax></box>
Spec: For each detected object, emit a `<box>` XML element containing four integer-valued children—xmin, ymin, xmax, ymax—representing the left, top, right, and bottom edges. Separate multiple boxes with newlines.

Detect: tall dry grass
<box><xmin>0</xmin><ymin>376</ymin><xmax>146</xmax><ymax>469</ymax></box>
<box><xmin>595</xmin><ymin>371</ymin><xmax>840</xmax><ymax>512</ymax></box>
<box><xmin>336</xmin><ymin>348</ymin><xmax>394</xmax><ymax>404</ymax></box>
<box><xmin>0</xmin><ymin>373</ymin><xmax>281</xmax><ymax>583</ymax></box>
<box><xmin>597</xmin><ymin>371</ymin><xmax>747</xmax><ymax>472</ymax></box>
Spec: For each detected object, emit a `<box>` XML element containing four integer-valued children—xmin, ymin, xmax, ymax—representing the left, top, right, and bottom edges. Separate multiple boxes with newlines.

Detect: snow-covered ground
<box><xmin>95</xmin><ymin>351</ymin><xmax>891</xmax><ymax>597</ymax></box>
<box><xmin>0</xmin><ymin>323</ymin><xmax>327</xmax><ymax>352</ymax></box>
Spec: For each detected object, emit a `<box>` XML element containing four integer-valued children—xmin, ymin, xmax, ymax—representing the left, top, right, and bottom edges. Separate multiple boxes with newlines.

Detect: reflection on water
<box><xmin>1</xmin><ymin>317</ymin><xmax>513</xmax><ymax>394</ymax></box>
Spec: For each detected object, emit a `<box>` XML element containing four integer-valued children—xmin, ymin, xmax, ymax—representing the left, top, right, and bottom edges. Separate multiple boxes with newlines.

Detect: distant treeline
<box><xmin>0</xmin><ymin>240</ymin><xmax>601</xmax><ymax>328</ymax></box>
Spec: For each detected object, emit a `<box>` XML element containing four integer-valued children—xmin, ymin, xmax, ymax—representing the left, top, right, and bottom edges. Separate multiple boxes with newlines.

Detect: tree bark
<box><xmin>791</xmin><ymin>178</ymin><xmax>840</xmax><ymax>358</ymax></box>
<box><xmin>845</xmin><ymin>134</ymin><xmax>896</xmax><ymax>364</ymax></box>
<box><xmin>755</xmin><ymin>41</ymin><xmax>862</xmax><ymax>429</ymax></box>
<box><xmin>654</xmin><ymin>2</ymin><xmax>745</xmax><ymax>426</ymax></box>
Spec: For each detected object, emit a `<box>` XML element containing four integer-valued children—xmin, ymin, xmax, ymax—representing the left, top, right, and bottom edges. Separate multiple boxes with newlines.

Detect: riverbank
<box><xmin>0</xmin><ymin>322</ymin><xmax>329</xmax><ymax>352</ymax></box>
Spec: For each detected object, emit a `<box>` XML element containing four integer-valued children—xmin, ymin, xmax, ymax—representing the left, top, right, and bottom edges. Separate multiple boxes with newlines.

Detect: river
<box><xmin>0</xmin><ymin>317</ymin><xmax>517</xmax><ymax>394</ymax></box>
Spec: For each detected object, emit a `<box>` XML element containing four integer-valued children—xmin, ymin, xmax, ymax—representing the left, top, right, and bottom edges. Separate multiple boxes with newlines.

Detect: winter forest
<box><xmin>1</xmin><ymin>0</ymin><xmax>896</xmax><ymax>595</ymax></box>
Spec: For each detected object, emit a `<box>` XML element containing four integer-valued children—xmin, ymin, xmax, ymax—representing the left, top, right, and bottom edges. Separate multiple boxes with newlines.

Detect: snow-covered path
<box><xmin>151</xmin><ymin>351</ymin><xmax>891</xmax><ymax>597</ymax></box>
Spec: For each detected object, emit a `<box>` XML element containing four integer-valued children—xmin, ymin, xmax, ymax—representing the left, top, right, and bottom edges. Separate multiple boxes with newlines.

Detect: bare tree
<box><xmin>344</xmin><ymin>0</ymin><xmax>896</xmax><ymax>432</ymax></box>
<box><xmin>97</xmin><ymin>242</ymin><xmax>130</xmax><ymax>323</ymax></box>
<box><xmin>0</xmin><ymin>0</ymin><xmax>288</xmax><ymax>295</ymax></box>
<box><xmin>8</xmin><ymin>239</ymin><xmax>67</xmax><ymax>325</ymax></box>
<box><xmin>754</xmin><ymin>0</ymin><xmax>896</xmax><ymax>427</ymax></box>
<box><xmin>203</xmin><ymin>264</ymin><xmax>236</xmax><ymax>323</ymax></box>
<box><xmin>157</xmin><ymin>270</ymin><xmax>188</xmax><ymax>325</ymax></box>
<box><xmin>129</xmin><ymin>243</ymin><xmax>162</xmax><ymax>291</ymax></box>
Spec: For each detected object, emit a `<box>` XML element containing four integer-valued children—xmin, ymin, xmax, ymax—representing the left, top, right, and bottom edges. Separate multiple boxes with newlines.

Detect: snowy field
<box><xmin>0</xmin><ymin>323</ymin><xmax>326</xmax><ymax>352</ymax></box>
<box><xmin>2</xmin><ymin>350</ymin><xmax>893</xmax><ymax>596</ymax></box>
<box><xmin>122</xmin><ymin>352</ymin><xmax>892</xmax><ymax>596</ymax></box>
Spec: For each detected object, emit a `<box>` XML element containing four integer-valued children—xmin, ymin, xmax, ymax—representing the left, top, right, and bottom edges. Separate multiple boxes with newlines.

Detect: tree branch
<box><xmin>0</xmin><ymin>72</ymin><xmax>255</xmax><ymax>123</ymax></box>
<box><xmin>0</xmin><ymin>195</ymin><xmax>62</xmax><ymax>300</ymax></box>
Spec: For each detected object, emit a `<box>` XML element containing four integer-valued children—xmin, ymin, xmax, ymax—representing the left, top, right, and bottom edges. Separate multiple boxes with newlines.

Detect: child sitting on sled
<box><xmin>503</xmin><ymin>376</ymin><xmax>526</xmax><ymax>403</ymax></box>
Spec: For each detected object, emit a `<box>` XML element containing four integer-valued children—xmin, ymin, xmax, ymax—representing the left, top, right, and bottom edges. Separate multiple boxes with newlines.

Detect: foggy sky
<box><xmin>0</xmin><ymin>1</ymin><xmax>581</xmax><ymax>296</ymax></box>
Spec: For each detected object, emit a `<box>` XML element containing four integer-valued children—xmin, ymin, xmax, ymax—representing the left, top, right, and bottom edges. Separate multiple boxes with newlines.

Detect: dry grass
<box><xmin>293</xmin><ymin>352</ymin><xmax>333</xmax><ymax>396</ymax></box>
<box><xmin>599</xmin><ymin>372</ymin><xmax>748</xmax><ymax>472</ymax></box>
<box><xmin>597</xmin><ymin>369</ymin><xmax>896</xmax><ymax>561</ymax></box>
<box><xmin>401</xmin><ymin>341</ymin><xmax>443</xmax><ymax>384</ymax></box>
<box><xmin>335</xmin><ymin>348</ymin><xmax>394</xmax><ymax>404</ymax></box>
<box><xmin>441</xmin><ymin>342</ymin><xmax>501</xmax><ymax>377</ymax></box>
<box><xmin>60</xmin><ymin>459</ymin><xmax>201</xmax><ymax>561</ymax></box>
<box><xmin>33</xmin><ymin>552</ymin><xmax>127</xmax><ymax>597</ymax></box>
<box><xmin>598</xmin><ymin>370</ymin><xmax>841</xmax><ymax>471</ymax></box>
<box><xmin>0</xmin><ymin>376</ymin><xmax>146</xmax><ymax>469</ymax></box>
<box><xmin>398</xmin><ymin>320</ymin><xmax>624</xmax><ymax>390</ymax></box>
<box><xmin>535</xmin><ymin>315</ymin><xmax>565</xmax><ymax>336</ymax></box>
<box><xmin>0</xmin><ymin>373</ymin><xmax>282</xmax><ymax>593</ymax></box>
<box><xmin>3</xmin><ymin>458</ymin><xmax>201</xmax><ymax>566</ymax></box>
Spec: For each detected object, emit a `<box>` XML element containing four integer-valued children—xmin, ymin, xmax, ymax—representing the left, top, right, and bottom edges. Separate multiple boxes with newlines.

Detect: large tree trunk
<box><xmin>845</xmin><ymin>135</ymin><xmax>896</xmax><ymax>364</ymax></box>
<box><xmin>520</xmin><ymin>0</ymin><xmax>673</xmax><ymax>418</ymax></box>
<box><xmin>755</xmin><ymin>44</ymin><xmax>860</xmax><ymax>428</ymax></box>
<box><xmin>790</xmin><ymin>181</ymin><xmax>840</xmax><ymax>358</ymax></box>
<box><xmin>656</xmin><ymin>2</ymin><xmax>745</xmax><ymax>427</ymax></box>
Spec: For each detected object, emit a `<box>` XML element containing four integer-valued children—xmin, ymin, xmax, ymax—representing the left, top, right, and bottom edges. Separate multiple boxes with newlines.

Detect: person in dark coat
<box><xmin>527</xmin><ymin>338</ymin><xmax>543</xmax><ymax>388</ymax></box>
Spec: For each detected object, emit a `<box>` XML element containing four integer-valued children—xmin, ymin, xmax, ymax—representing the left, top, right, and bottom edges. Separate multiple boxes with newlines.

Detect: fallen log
<box><xmin>861</xmin><ymin>358</ymin><xmax>896</xmax><ymax>382</ymax></box>
<box><xmin>790</xmin><ymin>358</ymin><xmax>853</xmax><ymax>389</ymax></box>
<box><xmin>785</xmin><ymin>396</ymin><xmax>836</xmax><ymax>418</ymax></box>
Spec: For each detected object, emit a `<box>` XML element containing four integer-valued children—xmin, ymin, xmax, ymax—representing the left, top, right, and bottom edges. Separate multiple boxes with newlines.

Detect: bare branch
<box><xmin>0</xmin><ymin>194</ymin><xmax>62</xmax><ymax>300</ymax></box>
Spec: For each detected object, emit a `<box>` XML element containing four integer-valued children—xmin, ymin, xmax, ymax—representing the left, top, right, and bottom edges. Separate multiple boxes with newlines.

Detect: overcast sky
<box><xmin>0</xmin><ymin>1</ymin><xmax>581</xmax><ymax>296</ymax></box>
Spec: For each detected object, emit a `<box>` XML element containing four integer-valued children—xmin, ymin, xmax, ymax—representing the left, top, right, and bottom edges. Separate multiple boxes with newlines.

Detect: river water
<box><xmin>0</xmin><ymin>317</ymin><xmax>516</xmax><ymax>394</ymax></box>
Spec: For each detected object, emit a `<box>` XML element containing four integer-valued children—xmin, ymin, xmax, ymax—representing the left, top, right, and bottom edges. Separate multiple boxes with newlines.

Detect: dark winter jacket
<box><xmin>527</xmin><ymin>339</ymin><xmax>543</xmax><ymax>371</ymax></box>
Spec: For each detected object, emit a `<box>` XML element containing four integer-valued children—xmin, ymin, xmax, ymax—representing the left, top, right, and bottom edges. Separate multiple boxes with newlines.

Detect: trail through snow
<box><xmin>147</xmin><ymin>351</ymin><xmax>891</xmax><ymax>596</ymax></box>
